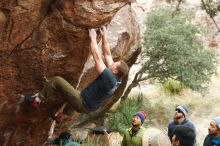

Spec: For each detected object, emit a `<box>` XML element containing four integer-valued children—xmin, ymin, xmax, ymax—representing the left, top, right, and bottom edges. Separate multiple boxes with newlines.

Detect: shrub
<box><xmin>162</xmin><ymin>79</ymin><xmax>184</xmax><ymax>94</ymax></box>
<box><xmin>107</xmin><ymin>95</ymin><xmax>144</xmax><ymax>134</ymax></box>
<box><xmin>141</xmin><ymin>96</ymin><xmax>174</xmax><ymax>126</ymax></box>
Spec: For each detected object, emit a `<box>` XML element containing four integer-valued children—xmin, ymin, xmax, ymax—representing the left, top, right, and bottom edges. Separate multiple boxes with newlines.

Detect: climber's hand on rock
<box><xmin>89</xmin><ymin>29</ymin><xmax>97</xmax><ymax>40</ymax></box>
<box><xmin>100</xmin><ymin>26</ymin><xmax>107</xmax><ymax>37</ymax></box>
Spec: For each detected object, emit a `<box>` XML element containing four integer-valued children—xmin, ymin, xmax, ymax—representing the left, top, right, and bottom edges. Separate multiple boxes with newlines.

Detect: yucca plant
<box><xmin>107</xmin><ymin>95</ymin><xmax>144</xmax><ymax>134</ymax></box>
<box><xmin>163</xmin><ymin>79</ymin><xmax>184</xmax><ymax>94</ymax></box>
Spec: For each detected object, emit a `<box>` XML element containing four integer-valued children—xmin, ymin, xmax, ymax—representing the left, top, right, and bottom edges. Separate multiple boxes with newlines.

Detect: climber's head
<box><xmin>110</xmin><ymin>60</ymin><xmax>129</xmax><ymax>78</ymax></box>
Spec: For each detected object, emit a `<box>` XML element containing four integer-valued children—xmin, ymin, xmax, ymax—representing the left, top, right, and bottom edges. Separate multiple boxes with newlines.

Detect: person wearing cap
<box><xmin>168</xmin><ymin>105</ymin><xmax>196</xmax><ymax>145</ymax></box>
<box><xmin>203</xmin><ymin>117</ymin><xmax>220</xmax><ymax>146</ymax></box>
<box><xmin>121</xmin><ymin>111</ymin><xmax>147</xmax><ymax>146</ymax></box>
<box><xmin>172</xmin><ymin>125</ymin><xmax>196</xmax><ymax>146</ymax></box>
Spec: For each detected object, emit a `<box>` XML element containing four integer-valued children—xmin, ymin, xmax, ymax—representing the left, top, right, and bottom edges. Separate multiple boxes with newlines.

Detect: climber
<box><xmin>23</xmin><ymin>26</ymin><xmax>129</xmax><ymax>123</ymax></box>
<box><xmin>121</xmin><ymin>111</ymin><xmax>147</xmax><ymax>146</ymax></box>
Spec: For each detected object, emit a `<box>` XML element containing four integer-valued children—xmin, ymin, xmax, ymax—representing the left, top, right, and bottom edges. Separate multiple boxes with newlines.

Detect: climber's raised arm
<box><xmin>100</xmin><ymin>26</ymin><xmax>114</xmax><ymax>68</ymax></box>
<box><xmin>89</xmin><ymin>29</ymin><xmax>106</xmax><ymax>74</ymax></box>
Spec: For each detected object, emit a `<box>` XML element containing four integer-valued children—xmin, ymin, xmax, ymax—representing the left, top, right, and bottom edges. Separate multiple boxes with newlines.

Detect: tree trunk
<box><xmin>121</xmin><ymin>59</ymin><xmax>153</xmax><ymax>100</ymax></box>
<box><xmin>201</xmin><ymin>0</ymin><xmax>220</xmax><ymax>32</ymax></box>
<box><xmin>121</xmin><ymin>79</ymin><xmax>139</xmax><ymax>100</ymax></box>
<box><xmin>211</xmin><ymin>17</ymin><xmax>220</xmax><ymax>32</ymax></box>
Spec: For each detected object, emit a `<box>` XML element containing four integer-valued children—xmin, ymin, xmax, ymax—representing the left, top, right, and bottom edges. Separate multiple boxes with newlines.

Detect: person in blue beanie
<box><xmin>121</xmin><ymin>111</ymin><xmax>147</xmax><ymax>146</ymax></box>
<box><xmin>203</xmin><ymin>117</ymin><xmax>220</xmax><ymax>146</ymax></box>
<box><xmin>168</xmin><ymin>105</ymin><xmax>196</xmax><ymax>145</ymax></box>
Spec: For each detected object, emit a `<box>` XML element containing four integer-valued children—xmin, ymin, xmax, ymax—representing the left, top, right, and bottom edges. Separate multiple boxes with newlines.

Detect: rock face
<box><xmin>0</xmin><ymin>0</ymin><xmax>141</xmax><ymax>145</ymax></box>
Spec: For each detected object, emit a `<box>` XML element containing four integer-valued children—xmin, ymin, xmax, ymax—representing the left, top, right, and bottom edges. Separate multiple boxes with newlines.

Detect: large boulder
<box><xmin>0</xmin><ymin>0</ymin><xmax>141</xmax><ymax>145</ymax></box>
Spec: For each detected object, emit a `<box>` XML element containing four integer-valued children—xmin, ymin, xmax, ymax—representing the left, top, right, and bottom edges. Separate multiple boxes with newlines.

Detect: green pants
<box><xmin>39</xmin><ymin>76</ymin><xmax>89</xmax><ymax>115</ymax></box>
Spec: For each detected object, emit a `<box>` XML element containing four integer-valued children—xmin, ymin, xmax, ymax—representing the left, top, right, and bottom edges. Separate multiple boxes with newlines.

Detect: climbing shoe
<box><xmin>24</xmin><ymin>93</ymin><xmax>42</xmax><ymax>109</ymax></box>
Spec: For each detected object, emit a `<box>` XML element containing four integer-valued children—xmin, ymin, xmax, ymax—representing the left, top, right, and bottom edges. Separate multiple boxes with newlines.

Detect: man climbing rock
<box><xmin>24</xmin><ymin>26</ymin><xmax>129</xmax><ymax>121</ymax></box>
<box><xmin>168</xmin><ymin>105</ymin><xmax>196</xmax><ymax>145</ymax></box>
<box><xmin>121</xmin><ymin>111</ymin><xmax>147</xmax><ymax>146</ymax></box>
<box><xmin>203</xmin><ymin>117</ymin><xmax>220</xmax><ymax>146</ymax></box>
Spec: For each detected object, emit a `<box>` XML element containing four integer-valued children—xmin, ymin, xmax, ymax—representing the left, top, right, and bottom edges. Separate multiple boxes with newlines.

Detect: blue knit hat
<box><xmin>176</xmin><ymin>105</ymin><xmax>188</xmax><ymax>117</ymax></box>
<box><xmin>213</xmin><ymin>117</ymin><xmax>220</xmax><ymax>130</ymax></box>
<box><xmin>134</xmin><ymin>111</ymin><xmax>147</xmax><ymax>123</ymax></box>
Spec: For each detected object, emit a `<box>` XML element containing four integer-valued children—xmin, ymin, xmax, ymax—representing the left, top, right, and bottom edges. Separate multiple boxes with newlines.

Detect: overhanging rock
<box><xmin>0</xmin><ymin>0</ymin><xmax>141</xmax><ymax>145</ymax></box>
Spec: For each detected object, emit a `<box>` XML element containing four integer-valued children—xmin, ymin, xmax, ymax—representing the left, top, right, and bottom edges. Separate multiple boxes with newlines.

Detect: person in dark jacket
<box><xmin>203</xmin><ymin>117</ymin><xmax>220</xmax><ymax>146</ymax></box>
<box><xmin>172</xmin><ymin>125</ymin><xmax>195</xmax><ymax>146</ymax></box>
<box><xmin>168</xmin><ymin>105</ymin><xmax>196</xmax><ymax>145</ymax></box>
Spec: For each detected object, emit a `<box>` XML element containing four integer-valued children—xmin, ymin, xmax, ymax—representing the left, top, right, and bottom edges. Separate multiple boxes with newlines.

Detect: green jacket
<box><xmin>121</xmin><ymin>127</ymin><xmax>145</xmax><ymax>146</ymax></box>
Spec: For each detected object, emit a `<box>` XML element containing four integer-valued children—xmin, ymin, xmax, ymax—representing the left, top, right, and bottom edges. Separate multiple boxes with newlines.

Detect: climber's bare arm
<box><xmin>100</xmin><ymin>26</ymin><xmax>114</xmax><ymax>68</ymax></box>
<box><xmin>89</xmin><ymin>29</ymin><xmax>106</xmax><ymax>74</ymax></box>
